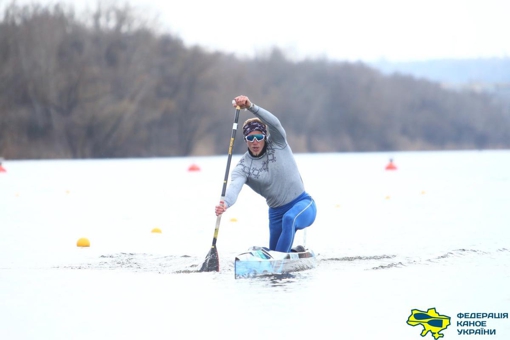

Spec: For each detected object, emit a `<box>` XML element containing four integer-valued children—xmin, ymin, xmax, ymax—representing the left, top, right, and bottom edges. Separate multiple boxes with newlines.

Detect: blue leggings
<box><xmin>268</xmin><ymin>192</ymin><xmax>317</xmax><ymax>252</ymax></box>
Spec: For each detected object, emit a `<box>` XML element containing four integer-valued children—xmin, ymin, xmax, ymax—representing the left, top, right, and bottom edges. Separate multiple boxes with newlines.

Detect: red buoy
<box><xmin>385</xmin><ymin>159</ymin><xmax>397</xmax><ymax>170</ymax></box>
<box><xmin>0</xmin><ymin>165</ymin><xmax>6</xmax><ymax>173</ymax></box>
<box><xmin>188</xmin><ymin>164</ymin><xmax>201</xmax><ymax>172</ymax></box>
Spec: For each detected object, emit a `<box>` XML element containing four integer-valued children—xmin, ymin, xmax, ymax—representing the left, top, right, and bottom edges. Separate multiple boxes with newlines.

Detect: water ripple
<box><xmin>55</xmin><ymin>252</ymin><xmax>201</xmax><ymax>274</ymax></box>
<box><xmin>321</xmin><ymin>254</ymin><xmax>397</xmax><ymax>262</ymax></box>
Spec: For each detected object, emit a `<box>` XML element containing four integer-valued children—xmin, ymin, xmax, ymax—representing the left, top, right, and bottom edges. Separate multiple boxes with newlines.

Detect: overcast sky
<box><xmin>7</xmin><ymin>0</ymin><xmax>510</xmax><ymax>62</ymax></box>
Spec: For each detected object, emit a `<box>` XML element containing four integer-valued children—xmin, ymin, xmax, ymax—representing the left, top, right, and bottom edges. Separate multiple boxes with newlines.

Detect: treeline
<box><xmin>1</xmin><ymin>3</ymin><xmax>509</xmax><ymax>159</ymax></box>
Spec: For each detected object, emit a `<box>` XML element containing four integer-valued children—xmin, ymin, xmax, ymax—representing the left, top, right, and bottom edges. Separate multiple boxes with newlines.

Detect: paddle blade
<box><xmin>199</xmin><ymin>247</ymin><xmax>219</xmax><ymax>272</ymax></box>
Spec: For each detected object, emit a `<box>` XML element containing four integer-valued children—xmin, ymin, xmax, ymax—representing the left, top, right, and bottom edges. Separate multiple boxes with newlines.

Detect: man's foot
<box><xmin>291</xmin><ymin>245</ymin><xmax>306</xmax><ymax>252</ymax></box>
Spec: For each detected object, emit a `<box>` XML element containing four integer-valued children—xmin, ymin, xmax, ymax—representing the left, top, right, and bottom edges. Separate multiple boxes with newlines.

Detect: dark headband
<box><xmin>243</xmin><ymin>121</ymin><xmax>267</xmax><ymax>136</ymax></box>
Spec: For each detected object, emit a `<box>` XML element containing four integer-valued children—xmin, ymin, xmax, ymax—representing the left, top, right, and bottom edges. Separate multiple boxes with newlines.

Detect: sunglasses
<box><xmin>244</xmin><ymin>134</ymin><xmax>266</xmax><ymax>142</ymax></box>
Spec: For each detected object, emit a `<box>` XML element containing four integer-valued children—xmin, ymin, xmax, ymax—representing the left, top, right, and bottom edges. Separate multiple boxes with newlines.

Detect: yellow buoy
<box><xmin>151</xmin><ymin>228</ymin><xmax>162</xmax><ymax>233</ymax></box>
<box><xmin>230</xmin><ymin>218</ymin><xmax>238</xmax><ymax>222</ymax></box>
<box><xmin>77</xmin><ymin>237</ymin><xmax>90</xmax><ymax>247</ymax></box>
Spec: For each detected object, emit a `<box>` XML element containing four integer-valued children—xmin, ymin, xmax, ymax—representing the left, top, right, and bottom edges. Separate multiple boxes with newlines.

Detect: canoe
<box><xmin>234</xmin><ymin>246</ymin><xmax>318</xmax><ymax>279</ymax></box>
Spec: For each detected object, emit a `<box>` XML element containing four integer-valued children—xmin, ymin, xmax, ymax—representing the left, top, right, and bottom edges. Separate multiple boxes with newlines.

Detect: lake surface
<box><xmin>1</xmin><ymin>150</ymin><xmax>509</xmax><ymax>339</ymax></box>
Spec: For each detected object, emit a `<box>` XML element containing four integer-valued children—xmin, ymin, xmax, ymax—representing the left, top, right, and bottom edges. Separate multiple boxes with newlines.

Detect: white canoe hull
<box><xmin>234</xmin><ymin>247</ymin><xmax>317</xmax><ymax>279</ymax></box>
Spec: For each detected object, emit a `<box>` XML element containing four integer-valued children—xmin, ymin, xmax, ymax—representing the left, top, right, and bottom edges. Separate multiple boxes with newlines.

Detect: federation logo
<box><xmin>407</xmin><ymin>307</ymin><xmax>451</xmax><ymax>339</ymax></box>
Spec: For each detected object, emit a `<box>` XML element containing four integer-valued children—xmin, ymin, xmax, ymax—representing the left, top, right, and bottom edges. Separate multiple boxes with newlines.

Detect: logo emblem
<box><xmin>407</xmin><ymin>307</ymin><xmax>451</xmax><ymax>339</ymax></box>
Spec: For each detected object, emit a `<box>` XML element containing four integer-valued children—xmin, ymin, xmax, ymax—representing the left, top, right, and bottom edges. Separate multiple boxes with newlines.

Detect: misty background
<box><xmin>1</xmin><ymin>2</ymin><xmax>509</xmax><ymax>159</ymax></box>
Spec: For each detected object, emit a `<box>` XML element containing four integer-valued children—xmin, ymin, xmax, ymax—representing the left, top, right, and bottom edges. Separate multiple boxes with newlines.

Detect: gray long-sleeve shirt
<box><xmin>224</xmin><ymin>104</ymin><xmax>305</xmax><ymax>208</ymax></box>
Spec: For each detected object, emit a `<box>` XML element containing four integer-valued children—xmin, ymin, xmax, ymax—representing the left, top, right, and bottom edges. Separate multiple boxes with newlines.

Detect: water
<box><xmin>1</xmin><ymin>150</ymin><xmax>509</xmax><ymax>339</ymax></box>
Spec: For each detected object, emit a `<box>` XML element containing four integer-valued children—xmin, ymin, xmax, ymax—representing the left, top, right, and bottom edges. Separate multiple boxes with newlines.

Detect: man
<box><xmin>215</xmin><ymin>95</ymin><xmax>317</xmax><ymax>253</ymax></box>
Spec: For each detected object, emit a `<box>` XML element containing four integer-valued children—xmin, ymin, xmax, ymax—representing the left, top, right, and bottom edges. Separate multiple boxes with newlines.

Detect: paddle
<box><xmin>199</xmin><ymin>103</ymin><xmax>241</xmax><ymax>272</ymax></box>
<box><xmin>412</xmin><ymin>313</ymin><xmax>447</xmax><ymax>327</ymax></box>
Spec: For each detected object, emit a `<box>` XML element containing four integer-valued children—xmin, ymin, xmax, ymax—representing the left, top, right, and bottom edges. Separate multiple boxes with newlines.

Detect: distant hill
<box><xmin>370</xmin><ymin>57</ymin><xmax>510</xmax><ymax>84</ymax></box>
<box><xmin>369</xmin><ymin>58</ymin><xmax>510</xmax><ymax>103</ymax></box>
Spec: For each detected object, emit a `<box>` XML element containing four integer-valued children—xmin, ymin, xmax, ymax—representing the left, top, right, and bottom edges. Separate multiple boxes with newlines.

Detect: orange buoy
<box><xmin>385</xmin><ymin>159</ymin><xmax>397</xmax><ymax>170</ymax></box>
<box><xmin>77</xmin><ymin>237</ymin><xmax>90</xmax><ymax>247</ymax></box>
<box><xmin>188</xmin><ymin>164</ymin><xmax>200</xmax><ymax>172</ymax></box>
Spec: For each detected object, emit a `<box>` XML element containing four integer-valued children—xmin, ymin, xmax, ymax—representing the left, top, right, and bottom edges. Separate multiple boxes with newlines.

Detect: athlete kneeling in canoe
<box><xmin>215</xmin><ymin>95</ymin><xmax>317</xmax><ymax>253</ymax></box>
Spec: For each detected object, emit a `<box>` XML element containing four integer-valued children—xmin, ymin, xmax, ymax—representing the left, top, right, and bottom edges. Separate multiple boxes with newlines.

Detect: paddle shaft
<box><xmin>210</xmin><ymin>105</ymin><xmax>241</xmax><ymax>248</ymax></box>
